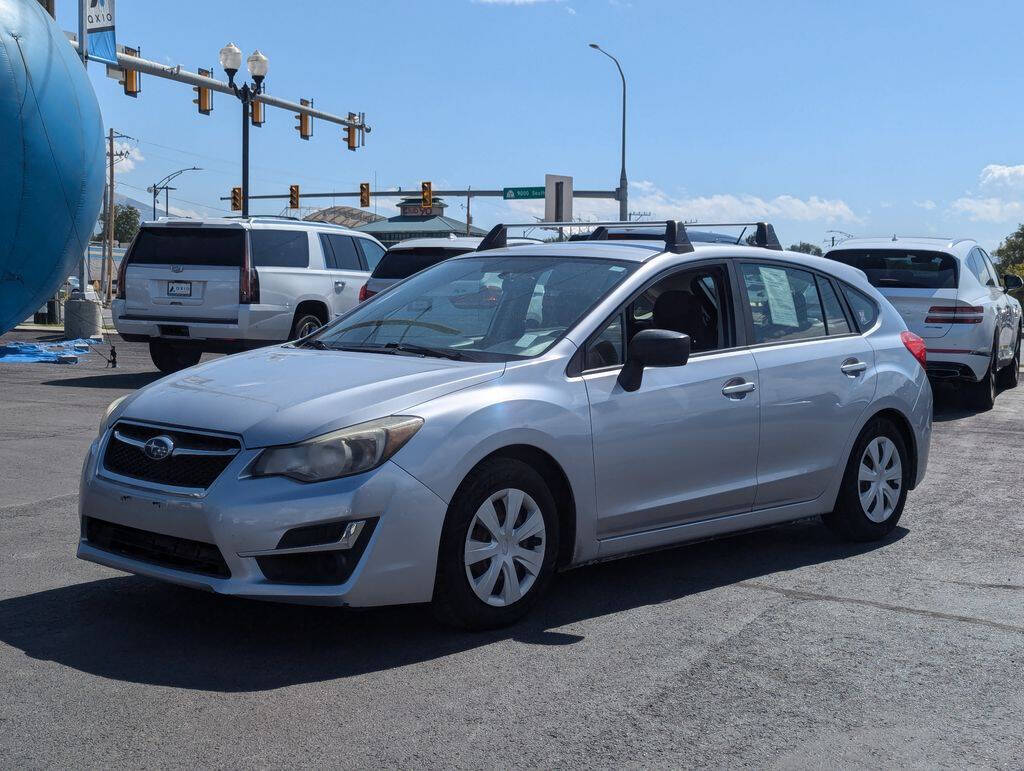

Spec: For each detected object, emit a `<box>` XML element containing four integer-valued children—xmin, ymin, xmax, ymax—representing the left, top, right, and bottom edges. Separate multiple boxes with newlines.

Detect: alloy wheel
<box><xmin>464</xmin><ymin>487</ymin><xmax>546</xmax><ymax>607</ymax></box>
<box><xmin>858</xmin><ymin>437</ymin><xmax>902</xmax><ymax>523</ymax></box>
<box><xmin>297</xmin><ymin>318</ymin><xmax>321</xmax><ymax>338</ymax></box>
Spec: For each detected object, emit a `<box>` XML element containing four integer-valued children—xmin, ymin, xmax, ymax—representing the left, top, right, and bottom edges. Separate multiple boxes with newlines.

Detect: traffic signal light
<box><xmin>193</xmin><ymin>68</ymin><xmax>212</xmax><ymax>115</ymax></box>
<box><xmin>295</xmin><ymin>98</ymin><xmax>312</xmax><ymax>140</ymax></box>
<box><xmin>421</xmin><ymin>181</ymin><xmax>432</xmax><ymax>209</ymax></box>
<box><xmin>345</xmin><ymin>112</ymin><xmax>357</xmax><ymax>151</ymax></box>
<box><xmin>230</xmin><ymin>187</ymin><xmax>242</xmax><ymax>211</ymax></box>
<box><xmin>122</xmin><ymin>46</ymin><xmax>141</xmax><ymax>98</ymax></box>
<box><xmin>359</xmin><ymin>182</ymin><xmax>370</xmax><ymax>208</ymax></box>
<box><xmin>289</xmin><ymin>185</ymin><xmax>300</xmax><ymax>209</ymax></box>
<box><xmin>251</xmin><ymin>99</ymin><xmax>264</xmax><ymax>127</ymax></box>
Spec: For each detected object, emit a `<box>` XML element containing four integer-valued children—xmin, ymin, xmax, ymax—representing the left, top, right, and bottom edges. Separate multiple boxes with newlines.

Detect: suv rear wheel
<box><xmin>823</xmin><ymin>417</ymin><xmax>909</xmax><ymax>542</ymax></box>
<box><xmin>999</xmin><ymin>328</ymin><xmax>1020</xmax><ymax>390</ymax></box>
<box><xmin>289</xmin><ymin>312</ymin><xmax>323</xmax><ymax>341</ymax></box>
<box><xmin>148</xmin><ymin>340</ymin><xmax>202</xmax><ymax>373</ymax></box>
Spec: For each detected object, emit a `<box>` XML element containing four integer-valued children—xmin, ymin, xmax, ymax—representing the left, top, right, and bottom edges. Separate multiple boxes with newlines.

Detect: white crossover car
<box><xmin>825</xmin><ymin>237</ymin><xmax>1022</xmax><ymax>409</ymax></box>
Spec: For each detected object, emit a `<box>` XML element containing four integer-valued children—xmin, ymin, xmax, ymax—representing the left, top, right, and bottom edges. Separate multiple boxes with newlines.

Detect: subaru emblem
<box><xmin>143</xmin><ymin>435</ymin><xmax>175</xmax><ymax>461</ymax></box>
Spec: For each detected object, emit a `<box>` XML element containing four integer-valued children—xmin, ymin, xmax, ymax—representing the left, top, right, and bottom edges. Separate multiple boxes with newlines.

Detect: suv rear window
<box><xmin>129</xmin><ymin>227</ymin><xmax>244</xmax><ymax>266</ymax></box>
<box><xmin>371</xmin><ymin>246</ymin><xmax>475</xmax><ymax>280</ymax></box>
<box><xmin>250</xmin><ymin>229</ymin><xmax>309</xmax><ymax>268</ymax></box>
<box><xmin>825</xmin><ymin>249</ymin><xmax>957</xmax><ymax>289</ymax></box>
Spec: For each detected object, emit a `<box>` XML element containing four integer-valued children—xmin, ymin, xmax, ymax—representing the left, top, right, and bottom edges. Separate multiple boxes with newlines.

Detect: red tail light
<box><xmin>901</xmin><ymin>331</ymin><xmax>927</xmax><ymax>368</ymax></box>
<box><xmin>239</xmin><ymin>238</ymin><xmax>260</xmax><ymax>304</ymax></box>
<box><xmin>358</xmin><ymin>282</ymin><xmax>375</xmax><ymax>302</ymax></box>
<box><xmin>115</xmin><ymin>253</ymin><xmax>129</xmax><ymax>300</ymax></box>
<box><xmin>925</xmin><ymin>305</ymin><xmax>984</xmax><ymax>324</ymax></box>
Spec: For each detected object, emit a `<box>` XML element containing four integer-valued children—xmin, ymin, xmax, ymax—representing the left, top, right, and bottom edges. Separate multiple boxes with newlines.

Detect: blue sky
<box><xmin>57</xmin><ymin>0</ymin><xmax>1024</xmax><ymax>250</ymax></box>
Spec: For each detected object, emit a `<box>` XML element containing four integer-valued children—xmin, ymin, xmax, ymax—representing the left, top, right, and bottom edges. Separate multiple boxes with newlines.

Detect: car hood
<box><xmin>119</xmin><ymin>346</ymin><xmax>505</xmax><ymax>447</ymax></box>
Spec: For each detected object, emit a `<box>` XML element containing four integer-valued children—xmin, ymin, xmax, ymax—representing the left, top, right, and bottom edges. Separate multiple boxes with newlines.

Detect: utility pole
<box><xmin>76</xmin><ymin>0</ymin><xmax>88</xmax><ymax>293</ymax></box>
<box><xmin>589</xmin><ymin>44</ymin><xmax>628</xmax><ymax>221</ymax></box>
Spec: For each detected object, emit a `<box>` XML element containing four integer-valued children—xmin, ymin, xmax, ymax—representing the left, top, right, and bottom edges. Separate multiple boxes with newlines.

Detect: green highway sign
<box><xmin>503</xmin><ymin>186</ymin><xmax>545</xmax><ymax>200</ymax></box>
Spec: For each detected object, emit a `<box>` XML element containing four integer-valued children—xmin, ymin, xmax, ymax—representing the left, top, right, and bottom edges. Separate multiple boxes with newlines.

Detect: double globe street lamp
<box><xmin>219</xmin><ymin>43</ymin><xmax>269</xmax><ymax>218</ymax></box>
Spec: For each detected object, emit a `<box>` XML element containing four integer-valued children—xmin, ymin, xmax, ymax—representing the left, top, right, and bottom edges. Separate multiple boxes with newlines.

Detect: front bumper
<box><xmin>77</xmin><ymin>434</ymin><xmax>448</xmax><ymax>607</ymax></box>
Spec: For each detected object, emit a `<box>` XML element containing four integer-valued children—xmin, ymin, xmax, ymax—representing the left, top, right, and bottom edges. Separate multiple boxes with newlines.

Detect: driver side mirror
<box><xmin>1003</xmin><ymin>273</ymin><xmax>1023</xmax><ymax>291</ymax></box>
<box><xmin>618</xmin><ymin>329</ymin><xmax>690</xmax><ymax>392</ymax></box>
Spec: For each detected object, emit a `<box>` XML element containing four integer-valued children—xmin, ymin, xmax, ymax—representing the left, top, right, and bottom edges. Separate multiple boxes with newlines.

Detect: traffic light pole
<box><xmin>241</xmin><ymin>87</ymin><xmax>251</xmax><ymax>217</ymax></box>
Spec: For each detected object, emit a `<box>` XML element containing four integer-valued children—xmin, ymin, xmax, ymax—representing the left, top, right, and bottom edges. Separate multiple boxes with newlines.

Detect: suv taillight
<box><xmin>358</xmin><ymin>282</ymin><xmax>375</xmax><ymax>302</ymax></box>
<box><xmin>924</xmin><ymin>305</ymin><xmax>984</xmax><ymax>324</ymax></box>
<box><xmin>900</xmin><ymin>331</ymin><xmax>927</xmax><ymax>368</ymax></box>
<box><xmin>115</xmin><ymin>252</ymin><xmax>129</xmax><ymax>300</ymax></box>
<box><xmin>239</xmin><ymin>237</ymin><xmax>260</xmax><ymax>304</ymax></box>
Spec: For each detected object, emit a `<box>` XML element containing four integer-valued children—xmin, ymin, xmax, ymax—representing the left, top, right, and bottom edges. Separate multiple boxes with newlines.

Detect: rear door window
<box><xmin>129</xmin><ymin>227</ymin><xmax>244</xmax><ymax>266</ymax></box>
<box><xmin>817</xmin><ymin>277</ymin><xmax>852</xmax><ymax>335</ymax></box>
<box><xmin>841</xmin><ymin>284</ymin><xmax>879</xmax><ymax>331</ymax></box>
<box><xmin>250</xmin><ymin>229</ymin><xmax>309</xmax><ymax>268</ymax></box>
<box><xmin>826</xmin><ymin>249</ymin><xmax>957</xmax><ymax>289</ymax></box>
<box><xmin>371</xmin><ymin>246</ymin><xmax>476</xmax><ymax>280</ymax></box>
<box><xmin>324</xmin><ymin>234</ymin><xmax>363</xmax><ymax>270</ymax></box>
<box><xmin>741</xmin><ymin>264</ymin><xmax>827</xmax><ymax>344</ymax></box>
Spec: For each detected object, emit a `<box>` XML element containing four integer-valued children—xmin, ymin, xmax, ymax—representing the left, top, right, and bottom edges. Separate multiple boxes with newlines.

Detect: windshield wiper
<box><xmin>383</xmin><ymin>342</ymin><xmax>467</xmax><ymax>360</ymax></box>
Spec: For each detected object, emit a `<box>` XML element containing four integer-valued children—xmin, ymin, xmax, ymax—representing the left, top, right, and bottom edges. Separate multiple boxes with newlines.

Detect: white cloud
<box><xmin>949</xmin><ymin>196</ymin><xmax>1024</xmax><ymax>223</ymax></box>
<box><xmin>979</xmin><ymin>164</ymin><xmax>1024</xmax><ymax>188</ymax></box>
<box><xmin>112</xmin><ymin>141</ymin><xmax>144</xmax><ymax>172</ymax></box>
<box><xmin>914</xmin><ymin>199</ymin><xmax>936</xmax><ymax>210</ymax></box>
<box><xmin>566</xmin><ymin>5</ymin><xmax>576</xmax><ymax>13</ymax></box>
<box><xmin>473</xmin><ymin>0</ymin><xmax>562</xmax><ymax>4</ymax></box>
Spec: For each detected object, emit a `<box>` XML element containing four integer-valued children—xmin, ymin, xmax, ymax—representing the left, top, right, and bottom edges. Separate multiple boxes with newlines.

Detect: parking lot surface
<box><xmin>1</xmin><ymin>330</ymin><xmax>1022</xmax><ymax>768</ymax></box>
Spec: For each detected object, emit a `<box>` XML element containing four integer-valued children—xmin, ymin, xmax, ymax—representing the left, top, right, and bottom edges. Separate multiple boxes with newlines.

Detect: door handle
<box><xmin>334</xmin><ymin>280</ymin><xmax>346</xmax><ymax>292</ymax></box>
<box><xmin>840</xmin><ymin>359</ymin><xmax>867</xmax><ymax>376</ymax></box>
<box><xmin>722</xmin><ymin>379</ymin><xmax>756</xmax><ymax>398</ymax></box>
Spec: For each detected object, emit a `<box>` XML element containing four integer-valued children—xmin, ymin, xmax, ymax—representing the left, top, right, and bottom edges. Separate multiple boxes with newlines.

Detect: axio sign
<box><xmin>86</xmin><ymin>0</ymin><xmax>117</xmax><ymax>62</ymax></box>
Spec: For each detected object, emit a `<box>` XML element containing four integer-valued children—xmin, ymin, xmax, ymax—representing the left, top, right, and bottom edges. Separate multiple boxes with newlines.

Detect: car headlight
<box><xmin>250</xmin><ymin>416</ymin><xmax>423</xmax><ymax>482</ymax></box>
<box><xmin>99</xmin><ymin>395</ymin><xmax>128</xmax><ymax>437</ymax></box>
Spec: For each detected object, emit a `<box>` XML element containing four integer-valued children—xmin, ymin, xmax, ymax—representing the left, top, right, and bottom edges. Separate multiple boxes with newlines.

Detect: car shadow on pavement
<box><xmin>0</xmin><ymin>520</ymin><xmax>905</xmax><ymax>692</ymax></box>
<box><xmin>39</xmin><ymin>372</ymin><xmax>163</xmax><ymax>390</ymax></box>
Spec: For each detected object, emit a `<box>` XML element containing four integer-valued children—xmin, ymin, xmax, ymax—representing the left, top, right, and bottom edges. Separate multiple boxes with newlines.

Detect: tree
<box><xmin>97</xmin><ymin>204</ymin><xmax>141</xmax><ymax>244</ymax></box>
<box><xmin>993</xmin><ymin>224</ymin><xmax>1024</xmax><ymax>278</ymax></box>
<box><xmin>789</xmin><ymin>241</ymin><xmax>823</xmax><ymax>256</ymax></box>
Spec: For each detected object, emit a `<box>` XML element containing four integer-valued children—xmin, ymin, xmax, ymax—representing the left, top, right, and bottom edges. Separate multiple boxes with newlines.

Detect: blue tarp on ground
<box><xmin>0</xmin><ymin>339</ymin><xmax>95</xmax><ymax>364</ymax></box>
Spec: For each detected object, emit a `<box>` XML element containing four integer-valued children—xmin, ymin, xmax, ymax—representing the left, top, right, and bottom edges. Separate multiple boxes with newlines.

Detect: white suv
<box><xmin>824</xmin><ymin>237</ymin><xmax>1022</xmax><ymax>409</ymax></box>
<box><xmin>113</xmin><ymin>217</ymin><xmax>386</xmax><ymax>372</ymax></box>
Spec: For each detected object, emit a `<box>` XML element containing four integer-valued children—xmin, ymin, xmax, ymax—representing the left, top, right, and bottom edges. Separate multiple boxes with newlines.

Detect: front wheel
<box><xmin>999</xmin><ymin>329</ymin><xmax>1020</xmax><ymax>390</ymax></box>
<box><xmin>823</xmin><ymin>418</ymin><xmax>909</xmax><ymax>542</ymax></box>
<box><xmin>432</xmin><ymin>458</ymin><xmax>559</xmax><ymax>630</ymax></box>
<box><xmin>148</xmin><ymin>340</ymin><xmax>202</xmax><ymax>373</ymax></box>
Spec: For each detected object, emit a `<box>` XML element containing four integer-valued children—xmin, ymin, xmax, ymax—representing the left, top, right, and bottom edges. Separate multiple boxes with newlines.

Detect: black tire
<box><xmin>148</xmin><ymin>340</ymin><xmax>202</xmax><ymax>374</ymax></box>
<box><xmin>432</xmin><ymin>457</ymin><xmax>559</xmax><ymax>630</ymax></box>
<box><xmin>289</xmin><ymin>312</ymin><xmax>323</xmax><ymax>341</ymax></box>
<box><xmin>967</xmin><ymin>340</ymin><xmax>998</xmax><ymax>411</ymax></box>
<box><xmin>823</xmin><ymin>417</ymin><xmax>910</xmax><ymax>542</ymax></box>
<box><xmin>998</xmin><ymin>328</ymin><xmax>1020</xmax><ymax>390</ymax></box>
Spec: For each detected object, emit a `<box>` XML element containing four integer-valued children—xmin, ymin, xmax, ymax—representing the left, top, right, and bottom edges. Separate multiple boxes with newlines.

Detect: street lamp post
<box><xmin>589</xmin><ymin>43</ymin><xmax>628</xmax><ymax>221</ymax></box>
<box><xmin>220</xmin><ymin>43</ymin><xmax>268</xmax><ymax>218</ymax></box>
<box><xmin>148</xmin><ymin>167</ymin><xmax>202</xmax><ymax>220</ymax></box>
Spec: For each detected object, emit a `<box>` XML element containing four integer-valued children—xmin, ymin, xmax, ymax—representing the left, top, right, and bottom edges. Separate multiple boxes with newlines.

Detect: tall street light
<box><xmin>148</xmin><ymin>167</ymin><xmax>202</xmax><ymax>219</ymax></box>
<box><xmin>220</xmin><ymin>43</ymin><xmax>268</xmax><ymax>217</ymax></box>
<box><xmin>589</xmin><ymin>43</ymin><xmax>628</xmax><ymax>221</ymax></box>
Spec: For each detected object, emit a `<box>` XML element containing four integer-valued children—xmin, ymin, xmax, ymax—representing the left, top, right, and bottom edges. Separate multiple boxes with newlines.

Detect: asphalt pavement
<box><xmin>1</xmin><ymin>330</ymin><xmax>1022</xmax><ymax>768</ymax></box>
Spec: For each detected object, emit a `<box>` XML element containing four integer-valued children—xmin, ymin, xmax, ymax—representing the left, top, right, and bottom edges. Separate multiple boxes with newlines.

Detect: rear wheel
<box><xmin>289</xmin><ymin>312</ymin><xmax>323</xmax><ymax>341</ymax></box>
<box><xmin>998</xmin><ymin>328</ymin><xmax>1020</xmax><ymax>390</ymax></box>
<box><xmin>823</xmin><ymin>417</ymin><xmax>909</xmax><ymax>542</ymax></box>
<box><xmin>148</xmin><ymin>340</ymin><xmax>202</xmax><ymax>373</ymax></box>
<box><xmin>432</xmin><ymin>458</ymin><xmax>558</xmax><ymax>630</ymax></box>
<box><xmin>967</xmin><ymin>341</ymin><xmax>998</xmax><ymax>411</ymax></box>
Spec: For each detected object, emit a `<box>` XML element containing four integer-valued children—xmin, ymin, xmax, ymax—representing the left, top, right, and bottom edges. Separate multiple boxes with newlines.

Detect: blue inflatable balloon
<box><xmin>0</xmin><ymin>0</ymin><xmax>105</xmax><ymax>333</ymax></box>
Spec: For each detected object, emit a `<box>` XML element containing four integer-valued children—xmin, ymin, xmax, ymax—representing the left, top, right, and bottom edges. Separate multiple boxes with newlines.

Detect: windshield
<box><xmin>825</xmin><ymin>249</ymin><xmax>957</xmax><ymax>289</ymax></box>
<box><xmin>308</xmin><ymin>255</ymin><xmax>635</xmax><ymax>361</ymax></box>
<box><xmin>371</xmin><ymin>246</ymin><xmax>475</xmax><ymax>280</ymax></box>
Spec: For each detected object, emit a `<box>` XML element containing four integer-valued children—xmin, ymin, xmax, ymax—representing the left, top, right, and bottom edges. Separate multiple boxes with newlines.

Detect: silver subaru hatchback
<box><xmin>79</xmin><ymin>221</ymin><xmax>932</xmax><ymax>629</ymax></box>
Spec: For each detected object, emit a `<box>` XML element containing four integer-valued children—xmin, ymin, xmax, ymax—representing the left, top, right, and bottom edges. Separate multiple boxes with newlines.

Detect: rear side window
<box><xmin>358</xmin><ymin>239</ymin><xmax>386</xmax><ymax>271</ymax></box>
<box><xmin>250</xmin><ymin>229</ymin><xmax>309</xmax><ymax>268</ymax></box>
<box><xmin>817</xmin><ymin>277</ymin><xmax>852</xmax><ymax>335</ymax></box>
<box><xmin>826</xmin><ymin>249</ymin><xmax>957</xmax><ymax>289</ymax></box>
<box><xmin>323</xmin><ymin>234</ymin><xmax>363</xmax><ymax>270</ymax></box>
<box><xmin>371</xmin><ymin>246</ymin><xmax>475</xmax><ymax>280</ymax></box>
<box><xmin>128</xmin><ymin>227</ymin><xmax>244</xmax><ymax>266</ymax></box>
<box><xmin>841</xmin><ymin>284</ymin><xmax>879</xmax><ymax>331</ymax></box>
<box><xmin>741</xmin><ymin>264</ymin><xmax>827</xmax><ymax>344</ymax></box>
